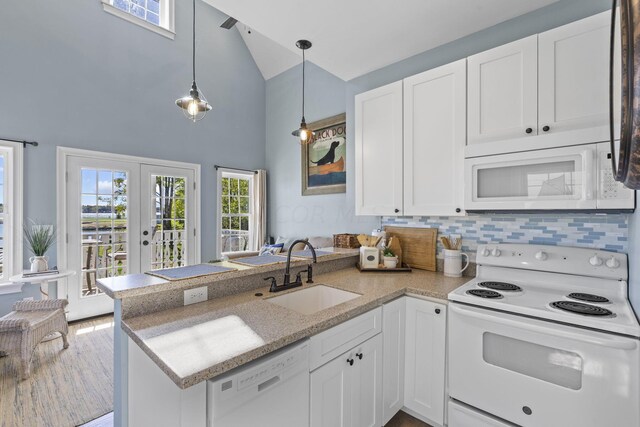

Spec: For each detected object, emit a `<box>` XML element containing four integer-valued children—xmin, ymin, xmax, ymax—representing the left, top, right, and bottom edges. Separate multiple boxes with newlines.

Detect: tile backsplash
<box><xmin>381</xmin><ymin>214</ymin><xmax>629</xmax><ymax>256</ymax></box>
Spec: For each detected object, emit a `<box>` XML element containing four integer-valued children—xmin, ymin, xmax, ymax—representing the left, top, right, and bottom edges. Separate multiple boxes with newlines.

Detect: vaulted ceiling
<box><xmin>206</xmin><ymin>0</ymin><xmax>559</xmax><ymax>81</ymax></box>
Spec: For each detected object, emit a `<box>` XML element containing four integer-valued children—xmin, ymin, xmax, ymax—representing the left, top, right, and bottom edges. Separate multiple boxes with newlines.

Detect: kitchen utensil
<box><xmin>443</xmin><ymin>249</ymin><xmax>469</xmax><ymax>278</ymax></box>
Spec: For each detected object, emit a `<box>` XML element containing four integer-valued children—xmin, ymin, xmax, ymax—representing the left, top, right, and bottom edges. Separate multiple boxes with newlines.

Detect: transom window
<box><xmin>113</xmin><ymin>0</ymin><xmax>161</xmax><ymax>26</ymax></box>
<box><xmin>102</xmin><ymin>0</ymin><xmax>175</xmax><ymax>39</ymax></box>
<box><xmin>219</xmin><ymin>172</ymin><xmax>253</xmax><ymax>254</ymax></box>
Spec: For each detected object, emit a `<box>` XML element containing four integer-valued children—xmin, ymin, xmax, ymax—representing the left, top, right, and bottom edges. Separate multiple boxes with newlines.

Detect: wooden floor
<box><xmin>0</xmin><ymin>315</ymin><xmax>114</xmax><ymax>427</ymax></box>
<box><xmin>385</xmin><ymin>410</ymin><xmax>432</xmax><ymax>427</ymax></box>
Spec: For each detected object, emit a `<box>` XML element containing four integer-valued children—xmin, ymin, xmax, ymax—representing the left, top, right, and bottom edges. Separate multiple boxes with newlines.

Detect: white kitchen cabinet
<box><xmin>310</xmin><ymin>334</ymin><xmax>383</xmax><ymax>427</ymax></box>
<box><xmin>403</xmin><ymin>59</ymin><xmax>466</xmax><ymax>216</ymax></box>
<box><xmin>538</xmin><ymin>11</ymin><xmax>611</xmax><ymax>141</ymax></box>
<box><xmin>355</xmin><ymin>81</ymin><xmax>403</xmax><ymax>215</ymax></box>
<box><xmin>355</xmin><ymin>60</ymin><xmax>467</xmax><ymax>217</ymax></box>
<box><xmin>467</xmin><ymin>35</ymin><xmax>538</xmax><ymax>145</ymax></box>
<box><xmin>382</xmin><ymin>297</ymin><xmax>406</xmax><ymax>424</ymax></box>
<box><xmin>467</xmin><ymin>12</ymin><xmax>614</xmax><ymax>157</ymax></box>
<box><xmin>404</xmin><ymin>297</ymin><xmax>447</xmax><ymax>426</ymax></box>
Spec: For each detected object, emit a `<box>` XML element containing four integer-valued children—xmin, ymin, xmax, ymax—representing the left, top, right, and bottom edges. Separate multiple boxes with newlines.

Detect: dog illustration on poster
<box><xmin>302</xmin><ymin>114</ymin><xmax>346</xmax><ymax>195</ymax></box>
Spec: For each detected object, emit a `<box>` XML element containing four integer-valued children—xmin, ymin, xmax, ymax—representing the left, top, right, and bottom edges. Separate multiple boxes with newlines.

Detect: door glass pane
<box><xmin>483</xmin><ymin>332</ymin><xmax>583</xmax><ymax>390</ymax></box>
<box><xmin>81</xmin><ymin>168</ymin><xmax>128</xmax><ymax>296</ymax></box>
<box><xmin>477</xmin><ymin>160</ymin><xmax>579</xmax><ymax>199</ymax></box>
<box><xmin>150</xmin><ymin>175</ymin><xmax>187</xmax><ymax>269</ymax></box>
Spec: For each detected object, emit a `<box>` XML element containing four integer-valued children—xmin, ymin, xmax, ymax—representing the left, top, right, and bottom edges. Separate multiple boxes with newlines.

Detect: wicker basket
<box><xmin>333</xmin><ymin>234</ymin><xmax>361</xmax><ymax>249</ymax></box>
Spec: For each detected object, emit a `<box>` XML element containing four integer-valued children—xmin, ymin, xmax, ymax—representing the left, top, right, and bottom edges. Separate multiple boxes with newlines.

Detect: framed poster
<box><xmin>301</xmin><ymin>113</ymin><xmax>346</xmax><ymax>195</ymax></box>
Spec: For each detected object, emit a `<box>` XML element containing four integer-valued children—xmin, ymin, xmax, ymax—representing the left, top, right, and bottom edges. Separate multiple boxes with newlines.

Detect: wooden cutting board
<box><xmin>384</xmin><ymin>226</ymin><xmax>437</xmax><ymax>271</ymax></box>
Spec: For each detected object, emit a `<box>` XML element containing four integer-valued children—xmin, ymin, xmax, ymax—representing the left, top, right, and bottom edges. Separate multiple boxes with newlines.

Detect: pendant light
<box><xmin>292</xmin><ymin>40</ymin><xmax>314</xmax><ymax>144</ymax></box>
<box><xmin>175</xmin><ymin>0</ymin><xmax>212</xmax><ymax>122</ymax></box>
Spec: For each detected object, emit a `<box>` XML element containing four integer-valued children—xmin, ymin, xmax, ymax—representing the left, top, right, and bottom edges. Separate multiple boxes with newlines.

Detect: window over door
<box><xmin>219</xmin><ymin>171</ymin><xmax>254</xmax><ymax>255</ymax></box>
<box><xmin>0</xmin><ymin>141</ymin><xmax>23</xmax><ymax>292</ymax></box>
<box><xmin>102</xmin><ymin>0</ymin><xmax>175</xmax><ymax>38</ymax></box>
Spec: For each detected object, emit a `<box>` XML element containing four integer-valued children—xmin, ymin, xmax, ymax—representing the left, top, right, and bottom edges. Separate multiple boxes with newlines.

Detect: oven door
<box><xmin>448</xmin><ymin>303</ymin><xmax>640</xmax><ymax>427</ymax></box>
<box><xmin>465</xmin><ymin>144</ymin><xmax>597</xmax><ymax>211</ymax></box>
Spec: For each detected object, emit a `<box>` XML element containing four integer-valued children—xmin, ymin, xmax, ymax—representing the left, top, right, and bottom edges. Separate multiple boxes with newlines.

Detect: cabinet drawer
<box><xmin>310</xmin><ymin>307</ymin><xmax>382</xmax><ymax>371</ymax></box>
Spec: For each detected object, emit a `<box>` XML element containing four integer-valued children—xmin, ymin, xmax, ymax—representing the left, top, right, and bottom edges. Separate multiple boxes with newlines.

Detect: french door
<box><xmin>63</xmin><ymin>153</ymin><xmax>197</xmax><ymax>320</ymax></box>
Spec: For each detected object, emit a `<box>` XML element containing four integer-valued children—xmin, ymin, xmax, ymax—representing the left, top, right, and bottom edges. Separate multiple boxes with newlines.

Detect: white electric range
<box><xmin>447</xmin><ymin>244</ymin><xmax>640</xmax><ymax>427</ymax></box>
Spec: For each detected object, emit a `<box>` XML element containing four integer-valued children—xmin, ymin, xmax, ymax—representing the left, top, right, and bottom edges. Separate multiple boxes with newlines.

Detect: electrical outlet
<box><xmin>184</xmin><ymin>286</ymin><xmax>207</xmax><ymax>306</ymax></box>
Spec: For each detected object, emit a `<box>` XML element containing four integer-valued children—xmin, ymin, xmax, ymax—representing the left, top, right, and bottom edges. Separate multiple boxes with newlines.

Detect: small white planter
<box><xmin>29</xmin><ymin>256</ymin><xmax>49</xmax><ymax>273</ymax></box>
<box><xmin>383</xmin><ymin>256</ymin><xmax>398</xmax><ymax>269</ymax></box>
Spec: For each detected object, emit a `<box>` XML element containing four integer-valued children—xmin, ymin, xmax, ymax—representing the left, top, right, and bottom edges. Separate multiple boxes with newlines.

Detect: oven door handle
<box><xmin>450</xmin><ymin>304</ymin><xmax>638</xmax><ymax>350</ymax></box>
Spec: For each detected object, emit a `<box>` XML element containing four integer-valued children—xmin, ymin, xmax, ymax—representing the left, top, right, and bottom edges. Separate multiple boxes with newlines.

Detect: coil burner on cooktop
<box><xmin>478</xmin><ymin>281</ymin><xmax>522</xmax><ymax>292</ymax></box>
<box><xmin>467</xmin><ymin>289</ymin><xmax>503</xmax><ymax>299</ymax></box>
<box><xmin>551</xmin><ymin>301</ymin><xmax>614</xmax><ymax>317</ymax></box>
<box><xmin>567</xmin><ymin>293</ymin><xmax>610</xmax><ymax>304</ymax></box>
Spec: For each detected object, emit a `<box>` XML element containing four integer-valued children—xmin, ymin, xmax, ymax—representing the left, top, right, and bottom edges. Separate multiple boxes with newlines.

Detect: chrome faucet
<box><xmin>265</xmin><ymin>239</ymin><xmax>317</xmax><ymax>293</ymax></box>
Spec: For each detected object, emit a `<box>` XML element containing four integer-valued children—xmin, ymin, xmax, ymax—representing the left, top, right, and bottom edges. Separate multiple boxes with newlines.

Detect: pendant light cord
<box><xmin>302</xmin><ymin>49</ymin><xmax>305</xmax><ymax>118</ymax></box>
<box><xmin>192</xmin><ymin>0</ymin><xmax>196</xmax><ymax>83</ymax></box>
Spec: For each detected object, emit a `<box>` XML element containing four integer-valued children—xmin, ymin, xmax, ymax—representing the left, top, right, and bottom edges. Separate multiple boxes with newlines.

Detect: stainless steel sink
<box><xmin>267</xmin><ymin>285</ymin><xmax>360</xmax><ymax>315</ymax></box>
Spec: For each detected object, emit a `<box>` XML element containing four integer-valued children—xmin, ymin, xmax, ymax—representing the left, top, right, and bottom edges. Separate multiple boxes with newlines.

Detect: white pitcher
<box><xmin>29</xmin><ymin>256</ymin><xmax>49</xmax><ymax>273</ymax></box>
<box><xmin>443</xmin><ymin>249</ymin><xmax>469</xmax><ymax>278</ymax></box>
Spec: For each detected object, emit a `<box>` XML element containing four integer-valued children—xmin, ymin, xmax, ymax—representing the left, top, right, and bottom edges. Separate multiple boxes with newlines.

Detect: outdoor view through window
<box><xmin>220</xmin><ymin>174</ymin><xmax>252</xmax><ymax>253</ymax></box>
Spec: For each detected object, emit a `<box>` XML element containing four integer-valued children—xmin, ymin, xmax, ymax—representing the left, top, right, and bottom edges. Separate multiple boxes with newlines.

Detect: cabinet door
<box><xmin>403</xmin><ymin>59</ymin><xmax>466</xmax><ymax>216</ymax></box>
<box><xmin>351</xmin><ymin>334</ymin><xmax>383</xmax><ymax>427</ymax></box>
<box><xmin>382</xmin><ymin>297</ymin><xmax>406</xmax><ymax>424</ymax></box>
<box><xmin>310</xmin><ymin>350</ymin><xmax>353</xmax><ymax>427</ymax></box>
<box><xmin>404</xmin><ymin>297</ymin><xmax>447</xmax><ymax>426</ymax></box>
<box><xmin>355</xmin><ymin>81</ymin><xmax>403</xmax><ymax>215</ymax></box>
<box><xmin>467</xmin><ymin>35</ymin><xmax>538</xmax><ymax>145</ymax></box>
<box><xmin>538</xmin><ymin>11</ymin><xmax>611</xmax><ymax>142</ymax></box>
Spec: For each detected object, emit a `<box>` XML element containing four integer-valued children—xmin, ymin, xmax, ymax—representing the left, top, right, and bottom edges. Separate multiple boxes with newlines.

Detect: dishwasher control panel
<box><xmin>210</xmin><ymin>340</ymin><xmax>310</xmax><ymax>400</ymax></box>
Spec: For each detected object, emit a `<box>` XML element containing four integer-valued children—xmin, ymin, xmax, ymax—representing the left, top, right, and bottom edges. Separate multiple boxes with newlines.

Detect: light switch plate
<box><xmin>184</xmin><ymin>286</ymin><xmax>207</xmax><ymax>305</ymax></box>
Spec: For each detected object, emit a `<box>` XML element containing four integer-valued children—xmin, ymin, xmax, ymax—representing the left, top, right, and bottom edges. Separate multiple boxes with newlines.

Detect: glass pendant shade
<box><xmin>292</xmin><ymin>117</ymin><xmax>315</xmax><ymax>144</ymax></box>
<box><xmin>176</xmin><ymin>81</ymin><xmax>212</xmax><ymax>122</ymax></box>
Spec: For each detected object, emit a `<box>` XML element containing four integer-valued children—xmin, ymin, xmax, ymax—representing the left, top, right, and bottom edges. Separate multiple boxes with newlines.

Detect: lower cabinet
<box><xmin>403</xmin><ymin>297</ymin><xmax>448</xmax><ymax>426</ymax></box>
<box><xmin>382</xmin><ymin>297</ymin><xmax>406</xmax><ymax>424</ymax></box>
<box><xmin>310</xmin><ymin>333</ymin><xmax>383</xmax><ymax>427</ymax></box>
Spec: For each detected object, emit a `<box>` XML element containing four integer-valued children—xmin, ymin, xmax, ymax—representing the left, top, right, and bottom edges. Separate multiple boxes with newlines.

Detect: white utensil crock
<box><xmin>443</xmin><ymin>249</ymin><xmax>469</xmax><ymax>278</ymax></box>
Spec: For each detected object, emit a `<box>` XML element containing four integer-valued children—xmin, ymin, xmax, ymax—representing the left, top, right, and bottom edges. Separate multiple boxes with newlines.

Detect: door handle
<box><xmin>143</xmin><ymin>241</ymin><xmax>149</xmax><ymax>246</ymax></box>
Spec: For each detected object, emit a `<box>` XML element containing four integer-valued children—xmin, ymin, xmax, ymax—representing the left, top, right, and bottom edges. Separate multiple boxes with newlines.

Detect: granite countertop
<box><xmin>121</xmin><ymin>267</ymin><xmax>470</xmax><ymax>389</ymax></box>
<box><xmin>97</xmin><ymin>248</ymin><xmax>359</xmax><ymax>299</ymax></box>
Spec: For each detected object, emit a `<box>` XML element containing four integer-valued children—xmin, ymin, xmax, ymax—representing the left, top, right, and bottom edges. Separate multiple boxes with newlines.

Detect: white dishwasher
<box><xmin>207</xmin><ymin>339</ymin><xmax>310</xmax><ymax>427</ymax></box>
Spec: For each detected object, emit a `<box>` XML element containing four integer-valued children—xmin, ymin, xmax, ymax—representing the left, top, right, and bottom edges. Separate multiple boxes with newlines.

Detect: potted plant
<box><xmin>383</xmin><ymin>247</ymin><xmax>398</xmax><ymax>269</ymax></box>
<box><xmin>24</xmin><ymin>220</ymin><xmax>56</xmax><ymax>272</ymax></box>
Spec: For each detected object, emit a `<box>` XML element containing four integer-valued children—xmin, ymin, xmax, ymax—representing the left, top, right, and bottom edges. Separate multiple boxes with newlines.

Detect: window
<box><xmin>219</xmin><ymin>171</ymin><xmax>253</xmax><ymax>255</ymax></box>
<box><xmin>0</xmin><ymin>141</ymin><xmax>23</xmax><ymax>292</ymax></box>
<box><xmin>102</xmin><ymin>0</ymin><xmax>175</xmax><ymax>39</ymax></box>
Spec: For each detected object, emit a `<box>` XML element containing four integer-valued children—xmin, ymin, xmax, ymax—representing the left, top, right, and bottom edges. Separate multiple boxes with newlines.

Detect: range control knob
<box><xmin>589</xmin><ymin>255</ymin><xmax>603</xmax><ymax>266</ymax></box>
<box><xmin>480</xmin><ymin>248</ymin><xmax>490</xmax><ymax>257</ymax></box>
<box><xmin>535</xmin><ymin>251</ymin><xmax>548</xmax><ymax>261</ymax></box>
<box><xmin>606</xmin><ymin>257</ymin><xmax>620</xmax><ymax>269</ymax></box>
<box><xmin>492</xmin><ymin>248</ymin><xmax>501</xmax><ymax>257</ymax></box>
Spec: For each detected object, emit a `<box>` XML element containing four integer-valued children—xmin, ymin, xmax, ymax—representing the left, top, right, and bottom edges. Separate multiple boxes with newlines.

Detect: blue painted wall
<box><xmin>0</xmin><ymin>0</ymin><xmax>265</xmax><ymax>312</ymax></box>
<box><xmin>266</xmin><ymin>62</ymin><xmax>379</xmax><ymax>239</ymax></box>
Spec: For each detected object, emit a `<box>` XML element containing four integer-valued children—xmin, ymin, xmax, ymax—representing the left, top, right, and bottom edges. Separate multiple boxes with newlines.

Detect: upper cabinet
<box><xmin>403</xmin><ymin>60</ymin><xmax>466</xmax><ymax>216</ymax></box>
<box><xmin>538</xmin><ymin>12</ymin><xmax>611</xmax><ymax>139</ymax></box>
<box><xmin>467</xmin><ymin>35</ymin><xmax>538</xmax><ymax>146</ymax></box>
<box><xmin>355</xmin><ymin>61</ymin><xmax>466</xmax><ymax>217</ymax></box>
<box><xmin>467</xmin><ymin>11</ymin><xmax>613</xmax><ymax>158</ymax></box>
<box><xmin>355</xmin><ymin>81</ymin><xmax>403</xmax><ymax>216</ymax></box>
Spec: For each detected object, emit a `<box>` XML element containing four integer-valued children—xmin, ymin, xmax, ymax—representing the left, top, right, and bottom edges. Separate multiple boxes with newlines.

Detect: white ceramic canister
<box><xmin>443</xmin><ymin>249</ymin><xmax>469</xmax><ymax>278</ymax></box>
<box><xmin>29</xmin><ymin>256</ymin><xmax>49</xmax><ymax>273</ymax></box>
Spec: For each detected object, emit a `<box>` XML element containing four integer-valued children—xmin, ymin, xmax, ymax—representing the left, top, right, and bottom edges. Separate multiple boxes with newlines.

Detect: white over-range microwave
<box><xmin>465</xmin><ymin>142</ymin><xmax>635</xmax><ymax>211</ymax></box>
